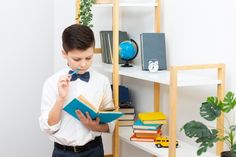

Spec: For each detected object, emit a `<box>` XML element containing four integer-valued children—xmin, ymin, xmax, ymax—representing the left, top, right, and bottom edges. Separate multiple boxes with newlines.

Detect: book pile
<box><xmin>118</xmin><ymin>102</ymin><xmax>135</xmax><ymax>126</ymax></box>
<box><xmin>111</xmin><ymin>85</ymin><xmax>135</xmax><ymax>126</ymax></box>
<box><xmin>130</xmin><ymin>112</ymin><xmax>167</xmax><ymax>142</ymax></box>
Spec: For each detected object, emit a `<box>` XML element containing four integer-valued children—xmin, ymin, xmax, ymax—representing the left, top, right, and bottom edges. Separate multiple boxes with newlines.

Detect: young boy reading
<box><xmin>39</xmin><ymin>24</ymin><xmax>115</xmax><ymax>157</ymax></box>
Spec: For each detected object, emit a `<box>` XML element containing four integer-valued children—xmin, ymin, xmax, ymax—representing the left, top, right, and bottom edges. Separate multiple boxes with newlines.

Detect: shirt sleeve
<box><xmin>101</xmin><ymin>78</ymin><xmax>116</xmax><ymax>133</ymax></box>
<box><xmin>38</xmin><ymin>79</ymin><xmax>61</xmax><ymax>135</ymax></box>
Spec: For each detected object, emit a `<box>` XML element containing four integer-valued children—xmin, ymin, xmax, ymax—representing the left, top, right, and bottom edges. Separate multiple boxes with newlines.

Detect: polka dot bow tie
<box><xmin>68</xmin><ymin>70</ymin><xmax>90</xmax><ymax>82</ymax></box>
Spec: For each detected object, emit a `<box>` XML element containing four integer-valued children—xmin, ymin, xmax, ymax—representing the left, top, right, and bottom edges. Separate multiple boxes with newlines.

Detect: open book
<box><xmin>63</xmin><ymin>95</ymin><xmax>123</xmax><ymax>124</ymax></box>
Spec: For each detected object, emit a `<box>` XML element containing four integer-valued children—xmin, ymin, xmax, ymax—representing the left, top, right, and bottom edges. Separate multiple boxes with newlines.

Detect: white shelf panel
<box><xmin>92</xmin><ymin>63</ymin><xmax>222</xmax><ymax>87</ymax></box>
<box><xmin>93</xmin><ymin>3</ymin><xmax>158</xmax><ymax>7</ymax></box>
<box><xmin>119</xmin><ymin>127</ymin><xmax>219</xmax><ymax>157</ymax></box>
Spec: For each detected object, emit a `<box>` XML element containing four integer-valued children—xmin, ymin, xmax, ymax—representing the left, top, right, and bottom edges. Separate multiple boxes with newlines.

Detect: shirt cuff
<box><xmin>107</xmin><ymin>121</ymin><xmax>116</xmax><ymax>133</ymax></box>
<box><xmin>39</xmin><ymin>116</ymin><xmax>61</xmax><ymax>134</ymax></box>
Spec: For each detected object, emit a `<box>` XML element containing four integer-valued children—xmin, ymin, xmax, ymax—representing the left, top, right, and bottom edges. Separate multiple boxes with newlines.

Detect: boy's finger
<box><xmin>96</xmin><ymin>117</ymin><xmax>100</xmax><ymax>123</ymax></box>
<box><xmin>86</xmin><ymin>112</ymin><xmax>92</xmax><ymax>121</ymax></box>
<box><xmin>76</xmin><ymin>110</ymin><xmax>85</xmax><ymax>119</ymax></box>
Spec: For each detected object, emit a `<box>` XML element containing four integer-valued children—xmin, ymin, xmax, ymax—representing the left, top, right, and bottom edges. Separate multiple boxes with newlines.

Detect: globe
<box><xmin>119</xmin><ymin>39</ymin><xmax>138</xmax><ymax>67</ymax></box>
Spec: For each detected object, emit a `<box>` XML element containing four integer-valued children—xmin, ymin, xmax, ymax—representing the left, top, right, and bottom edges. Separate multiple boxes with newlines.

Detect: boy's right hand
<box><xmin>58</xmin><ymin>75</ymin><xmax>71</xmax><ymax>100</ymax></box>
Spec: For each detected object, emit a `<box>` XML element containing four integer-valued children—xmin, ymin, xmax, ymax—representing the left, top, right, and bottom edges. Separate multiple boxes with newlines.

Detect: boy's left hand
<box><xmin>76</xmin><ymin>110</ymin><xmax>100</xmax><ymax>131</ymax></box>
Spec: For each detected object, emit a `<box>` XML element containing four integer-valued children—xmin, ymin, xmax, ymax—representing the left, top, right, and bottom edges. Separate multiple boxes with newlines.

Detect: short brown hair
<box><xmin>62</xmin><ymin>24</ymin><xmax>95</xmax><ymax>53</ymax></box>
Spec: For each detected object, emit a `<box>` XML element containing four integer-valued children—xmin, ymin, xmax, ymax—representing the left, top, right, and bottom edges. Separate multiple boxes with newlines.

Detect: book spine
<box><xmin>140</xmin><ymin>33</ymin><xmax>145</xmax><ymax>70</ymax></box>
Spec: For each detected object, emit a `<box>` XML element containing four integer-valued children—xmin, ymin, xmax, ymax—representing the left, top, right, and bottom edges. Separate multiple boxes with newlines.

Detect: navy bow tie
<box><xmin>68</xmin><ymin>70</ymin><xmax>90</xmax><ymax>82</ymax></box>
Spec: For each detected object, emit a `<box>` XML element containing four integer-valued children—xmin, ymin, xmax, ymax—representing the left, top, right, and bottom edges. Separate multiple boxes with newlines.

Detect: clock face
<box><xmin>148</xmin><ymin>62</ymin><xmax>159</xmax><ymax>72</ymax></box>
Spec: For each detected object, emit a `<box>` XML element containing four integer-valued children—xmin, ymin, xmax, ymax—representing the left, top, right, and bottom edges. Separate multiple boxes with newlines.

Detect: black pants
<box><xmin>52</xmin><ymin>137</ymin><xmax>104</xmax><ymax>157</ymax></box>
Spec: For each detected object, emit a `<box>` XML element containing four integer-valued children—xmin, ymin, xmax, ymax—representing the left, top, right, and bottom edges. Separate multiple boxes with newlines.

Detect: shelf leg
<box><xmin>112</xmin><ymin>0</ymin><xmax>119</xmax><ymax>157</ymax></box>
<box><xmin>155</xmin><ymin>0</ymin><xmax>161</xmax><ymax>33</ymax></box>
<box><xmin>216</xmin><ymin>64</ymin><xmax>225</xmax><ymax>155</ymax></box>
<box><xmin>75</xmin><ymin>0</ymin><xmax>80</xmax><ymax>24</ymax></box>
<box><xmin>113</xmin><ymin>123</ymin><xmax>119</xmax><ymax>157</ymax></box>
<box><xmin>169</xmin><ymin>67</ymin><xmax>177</xmax><ymax>157</ymax></box>
<box><xmin>154</xmin><ymin>83</ymin><xmax>160</xmax><ymax>112</ymax></box>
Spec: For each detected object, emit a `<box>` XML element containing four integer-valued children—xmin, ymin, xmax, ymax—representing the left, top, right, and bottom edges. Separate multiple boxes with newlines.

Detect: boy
<box><xmin>39</xmin><ymin>24</ymin><xmax>115</xmax><ymax>157</ymax></box>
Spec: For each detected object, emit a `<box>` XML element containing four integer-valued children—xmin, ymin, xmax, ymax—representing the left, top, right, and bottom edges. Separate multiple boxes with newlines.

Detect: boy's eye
<box><xmin>86</xmin><ymin>57</ymin><xmax>92</xmax><ymax>60</ymax></box>
<box><xmin>73</xmin><ymin>58</ymin><xmax>81</xmax><ymax>62</ymax></box>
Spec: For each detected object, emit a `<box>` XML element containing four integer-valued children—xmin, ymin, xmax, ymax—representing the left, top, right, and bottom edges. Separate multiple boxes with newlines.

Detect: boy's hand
<box><xmin>58</xmin><ymin>75</ymin><xmax>71</xmax><ymax>100</ymax></box>
<box><xmin>76</xmin><ymin>110</ymin><xmax>100</xmax><ymax>131</ymax></box>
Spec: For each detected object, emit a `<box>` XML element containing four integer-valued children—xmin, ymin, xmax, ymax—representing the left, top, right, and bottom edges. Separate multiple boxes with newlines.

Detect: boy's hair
<box><xmin>62</xmin><ymin>24</ymin><xmax>95</xmax><ymax>53</ymax></box>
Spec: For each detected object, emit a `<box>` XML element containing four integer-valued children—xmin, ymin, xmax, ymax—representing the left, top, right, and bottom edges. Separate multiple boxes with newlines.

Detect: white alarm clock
<box><xmin>148</xmin><ymin>60</ymin><xmax>159</xmax><ymax>72</ymax></box>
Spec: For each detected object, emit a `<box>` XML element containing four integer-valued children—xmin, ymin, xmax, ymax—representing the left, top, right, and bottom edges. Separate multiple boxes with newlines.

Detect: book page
<box><xmin>99</xmin><ymin>106</ymin><xmax>117</xmax><ymax>112</ymax></box>
<box><xmin>77</xmin><ymin>95</ymin><xmax>98</xmax><ymax>112</ymax></box>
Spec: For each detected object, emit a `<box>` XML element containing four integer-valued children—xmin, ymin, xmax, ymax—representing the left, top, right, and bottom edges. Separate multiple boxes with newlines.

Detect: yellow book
<box><xmin>142</xmin><ymin>119</ymin><xmax>167</xmax><ymax>125</ymax></box>
<box><xmin>138</xmin><ymin>112</ymin><xmax>166</xmax><ymax>121</ymax></box>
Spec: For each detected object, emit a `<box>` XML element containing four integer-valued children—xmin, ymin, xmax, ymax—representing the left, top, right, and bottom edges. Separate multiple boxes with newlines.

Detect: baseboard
<box><xmin>104</xmin><ymin>155</ymin><xmax>113</xmax><ymax>157</ymax></box>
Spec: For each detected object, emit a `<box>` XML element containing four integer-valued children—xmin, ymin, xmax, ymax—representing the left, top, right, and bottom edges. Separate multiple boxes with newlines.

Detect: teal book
<box><xmin>133</xmin><ymin>119</ymin><xmax>162</xmax><ymax>130</ymax></box>
<box><xmin>63</xmin><ymin>95</ymin><xmax>123</xmax><ymax>124</ymax></box>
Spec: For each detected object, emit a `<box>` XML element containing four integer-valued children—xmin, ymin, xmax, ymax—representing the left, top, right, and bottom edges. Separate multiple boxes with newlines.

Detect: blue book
<box><xmin>63</xmin><ymin>95</ymin><xmax>123</xmax><ymax>124</ymax></box>
<box><xmin>133</xmin><ymin>119</ymin><xmax>161</xmax><ymax>130</ymax></box>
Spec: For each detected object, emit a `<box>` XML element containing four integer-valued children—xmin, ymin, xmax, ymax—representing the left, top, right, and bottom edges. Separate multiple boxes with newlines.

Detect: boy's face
<box><xmin>62</xmin><ymin>47</ymin><xmax>94</xmax><ymax>74</ymax></box>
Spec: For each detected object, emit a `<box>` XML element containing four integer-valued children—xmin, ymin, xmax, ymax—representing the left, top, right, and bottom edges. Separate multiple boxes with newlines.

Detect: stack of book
<box><xmin>130</xmin><ymin>112</ymin><xmax>167</xmax><ymax>142</ymax></box>
<box><xmin>118</xmin><ymin>103</ymin><xmax>135</xmax><ymax>126</ymax></box>
<box><xmin>111</xmin><ymin>85</ymin><xmax>136</xmax><ymax>126</ymax></box>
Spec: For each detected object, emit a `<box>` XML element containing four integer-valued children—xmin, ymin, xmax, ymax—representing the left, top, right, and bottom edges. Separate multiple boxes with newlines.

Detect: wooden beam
<box><xmin>153</xmin><ymin>1</ymin><xmax>160</xmax><ymax>156</ymax></box>
<box><xmin>75</xmin><ymin>0</ymin><xmax>80</xmax><ymax>24</ymax></box>
<box><xmin>216</xmin><ymin>64</ymin><xmax>225</xmax><ymax>155</ymax></box>
<box><xmin>173</xmin><ymin>63</ymin><xmax>225</xmax><ymax>71</ymax></box>
<box><xmin>155</xmin><ymin>0</ymin><xmax>161</xmax><ymax>33</ymax></box>
<box><xmin>154</xmin><ymin>83</ymin><xmax>160</xmax><ymax>112</ymax></box>
<box><xmin>95</xmin><ymin>48</ymin><xmax>102</xmax><ymax>53</ymax></box>
<box><xmin>96</xmin><ymin>0</ymin><xmax>112</xmax><ymax>4</ymax></box>
<box><xmin>169</xmin><ymin>66</ymin><xmax>177</xmax><ymax>157</ymax></box>
<box><xmin>112</xmin><ymin>0</ymin><xmax>119</xmax><ymax>157</ymax></box>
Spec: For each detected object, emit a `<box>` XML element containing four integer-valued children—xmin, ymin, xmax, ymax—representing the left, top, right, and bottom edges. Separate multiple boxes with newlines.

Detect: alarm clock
<box><xmin>148</xmin><ymin>60</ymin><xmax>159</xmax><ymax>72</ymax></box>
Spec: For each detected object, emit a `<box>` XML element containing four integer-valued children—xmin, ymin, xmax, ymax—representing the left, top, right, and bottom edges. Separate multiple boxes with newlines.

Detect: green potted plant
<box><xmin>77</xmin><ymin>0</ymin><xmax>95</xmax><ymax>27</ymax></box>
<box><xmin>181</xmin><ymin>91</ymin><xmax>236</xmax><ymax>157</ymax></box>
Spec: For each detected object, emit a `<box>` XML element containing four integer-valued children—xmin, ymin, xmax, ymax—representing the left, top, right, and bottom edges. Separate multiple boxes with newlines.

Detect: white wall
<box><xmin>0</xmin><ymin>0</ymin><xmax>54</xmax><ymax>157</ymax></box>
<box><xmin>53</xmin><ymin>0</ymin><xmax>236</xmax><ymax>156</ymax></box>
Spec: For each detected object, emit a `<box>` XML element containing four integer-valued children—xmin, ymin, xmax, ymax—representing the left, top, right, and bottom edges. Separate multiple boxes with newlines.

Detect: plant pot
<box><xmin>221</xmin><ymin>151</ymin><xmax>231</xmax><ymax>157</ymax></box>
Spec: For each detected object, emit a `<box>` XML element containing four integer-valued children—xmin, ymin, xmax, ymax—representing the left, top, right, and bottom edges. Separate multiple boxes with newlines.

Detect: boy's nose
<box><xmin>80</xmin><ymin>60</ymin><xmax>86</xmax><ymax>67</ymax></box>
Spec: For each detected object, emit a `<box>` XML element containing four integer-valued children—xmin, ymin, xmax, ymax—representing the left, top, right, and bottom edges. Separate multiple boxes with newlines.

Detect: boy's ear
<box><xmin>61</xmin><ymin>49</ymin><xmax>67</xmax><ymax>58</ymax></box>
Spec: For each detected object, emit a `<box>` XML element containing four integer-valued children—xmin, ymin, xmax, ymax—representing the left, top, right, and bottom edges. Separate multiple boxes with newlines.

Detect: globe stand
<box><xmin>121</xmin><ymin>61</ymin><xmax>133</xmax><ymax>67</ymax></box>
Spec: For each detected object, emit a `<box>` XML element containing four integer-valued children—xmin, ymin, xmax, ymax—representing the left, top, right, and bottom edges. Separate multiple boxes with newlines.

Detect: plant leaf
<box><xmin>181</xmin><ymin>121</ymin><xmax>212</xmax><ymax>138</ymax></box>
<box><xmin>196</xmin><ymin>130</ymin><xmax>219</xmax><ymax>155</ymax></box>
<box><xmin>220</xmin><ymin>91</ymin><xmax>236</xmax><ymax>113</ymax></box>
<box><xmin>230</xmin><ymin>125</ymin><xmax>236</xmax><ymax>132</ymax></box>
<box><xmin>181</xmin><ymin>121</ymin><xmax>219</xmax><ymax>155</ymax></box>
<box><xmin>200</xmin><ymin>101</ymin><xmax>221</xmax><ymax>121</ymax></box>
<box><xmin>78</xmin><ymin>0</ymin><xmax>95</xmax><ymax>27</ymax></box>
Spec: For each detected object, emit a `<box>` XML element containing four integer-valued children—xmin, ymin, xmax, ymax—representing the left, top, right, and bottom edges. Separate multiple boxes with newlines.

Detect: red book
<box><xmin>130</xmin><ymin>133</ymin><xmax>155</xmax><ymax>142</ymax></box>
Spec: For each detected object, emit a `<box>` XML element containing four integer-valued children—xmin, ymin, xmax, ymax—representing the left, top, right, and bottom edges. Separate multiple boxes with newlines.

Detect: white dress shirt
<box><xmin>39</xmin><ymin>66</ymin><xmax>115</xmax><ymax>146</ymax></box>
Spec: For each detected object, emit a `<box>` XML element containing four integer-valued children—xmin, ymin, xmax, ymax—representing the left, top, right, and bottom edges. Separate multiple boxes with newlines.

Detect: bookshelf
<box><xmin>92</xmin><ymin>62</ymin><xmax>225</xmax><ymax>157</ymax></box>
<box><xmin>119</xmin><ymin>127</ymin><xmax>218</xmax><ymax>157</ymax></box>
<box><xmin>77</xmin><ymin>0</ymin><xmax>225</xmax><ymax>157</ymax></box>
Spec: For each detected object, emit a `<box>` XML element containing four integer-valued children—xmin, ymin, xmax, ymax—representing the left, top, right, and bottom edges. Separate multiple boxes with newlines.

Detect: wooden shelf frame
<box><xmin>168</xmin><ymin>63</ymin><xmax>225</xmax><ymax>157</ymax></box>
<box><xmin>76</xmin><ymin>1</ymin><xmax>225</xmax><ymax>157</ymax></box>
<box><xmin>92</xmin><ymin>62</ymin><xmax>225</xmax><ymax>157</ymax></box>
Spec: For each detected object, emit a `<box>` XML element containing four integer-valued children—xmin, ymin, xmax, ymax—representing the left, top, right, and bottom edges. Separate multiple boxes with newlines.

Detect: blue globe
<box><xmin>119</xmin><ymin>39</ymin><xmax>138</xmax><ymax>67</ymax></box>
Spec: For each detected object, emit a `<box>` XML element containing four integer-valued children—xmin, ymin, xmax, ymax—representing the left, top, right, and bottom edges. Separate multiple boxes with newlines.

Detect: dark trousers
<box><xmin>52</xmin><ymin>137</ymin><xmax>104</xmax><ymax>157</ymax></box>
